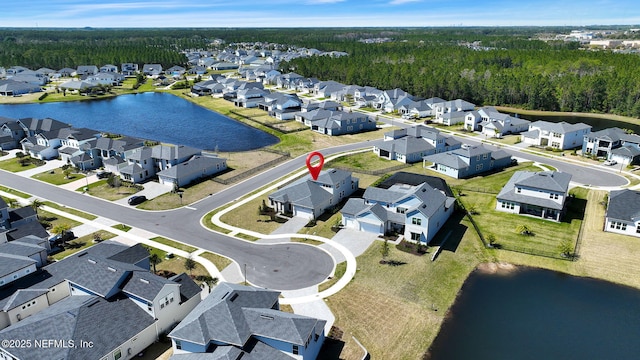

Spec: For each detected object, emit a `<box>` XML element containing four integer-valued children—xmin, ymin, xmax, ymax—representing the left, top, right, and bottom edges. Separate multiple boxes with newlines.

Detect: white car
<box><xmin>603</xmin><ymin>159</ymin><xmax>617</xmax><ymax>166</ymax></box>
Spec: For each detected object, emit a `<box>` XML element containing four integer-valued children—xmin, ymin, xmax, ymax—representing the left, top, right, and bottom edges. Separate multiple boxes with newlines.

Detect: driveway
<box><xmin>15</xmin><ymin>159</ymin><xmax>65</xmax><ymax>178</ymax></box>
<box><xmin>321</xmin><ymin>229</ymin><xmax>378</xmax><ymax>263</ymax></box>
<box><xmin>257</xmin><ymin>216</ymin><xmax>309</xmax><ymax>244</ymax></box>
<box><xmin>113</xmin><ymin>180</ymin><xmax>173</xmax><ymax>205</ymax></box>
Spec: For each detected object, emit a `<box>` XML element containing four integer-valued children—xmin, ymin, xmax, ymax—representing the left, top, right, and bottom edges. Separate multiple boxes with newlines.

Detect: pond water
<box><xmin>0</xmin><ymin>92</ymin><xmax>278</xmax><ymax>152</ymax></box>
<box><xmin>514</xmin><ymin>112</ymin><xmax>640</xmax><ymax>134</ymax></box>
<box><xmin>426</xmin><ymin>267</ymin><xmax>640</xmax><ymax>360</ymax></box>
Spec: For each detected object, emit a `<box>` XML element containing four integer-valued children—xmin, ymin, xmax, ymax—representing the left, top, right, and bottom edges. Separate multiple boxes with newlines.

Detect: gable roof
<box><xmin>529</xmin><ymin>120</ymin><xmax>591</xmax><ymax>134</ymax></box>
<box><xmin>169</xmin><ymin>282</ymin><xmax>324</xmax><ymax>350</ymax></box>
<box><xmin>157</xmin><ymin>155</ymin><xmax>226</xmax><ymax>180</ymax></box>
<box><xmin>0</xmin><ymin>295</ymin><xmax>154</xmax><ymax>360</ymax></box>
<box><xmin>497</xmin><ymin>171</ymin><xmax>572</xmax><ymax>210</ymax></box>
<box><xmin>607</xmin><ymin>189</ymin><xmax>640</xmax><ymax>222</ymax></box>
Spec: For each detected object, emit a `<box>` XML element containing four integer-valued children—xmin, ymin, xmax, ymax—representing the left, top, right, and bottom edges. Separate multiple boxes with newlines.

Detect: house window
<box><xmin>516</xmin><ymin>187</ymin><xmax>521</xmax><ymax>193</ymax></box>
<box><xmin>114</xmin><ymin>349</ymin><xmax>122</xmax><ymax>360</ymax></box>
<box><xmin>293</xmin><ymin>345</ymin><xmax>299</xmax><ymax>355</ymax></box>
<box><xmin>549</xmin><ymin>193</ymin><xmax>559</xmax><ymax>200</ymax></box>
<box><xmin>476</xmin><ymin>164</ymin><xmax>484</xmax><ymax>171</ymax></box>
<box><xmin>636</xmin><ymin>224</ymin><xmax>640</xmax><ymax>234</ymax></box>
<box><xmin>410</xmin><ymin>232</ymin><xmax>421</xmax><ymax>241</ymax></box>
<box><xmin>397</xmin><ymin>207</ymin><xmax>407</xmax><ymax>214</ymax></box>
<box><xmin>610</xmin><ymin>221</ymin><xmax>627</xmax><ymax>231</ymax></box>
<box><xmin>412</xmin><ymin>218</ymin><xmax>422</xmax><ymax>226</ymax></box>
<box><xmin>175</xmin><ymin>340</ymin><xmax>182</xmax><ymax>350</ymax></box>
<box><xmin>552</xmin><ymin>132</ymin><xmax>562</xmax><ymax>138</ymax></box>
<box><xmin>483</xmin><ymin>153</ymin><xmax>488</xmax><ymax>159</ymax></box>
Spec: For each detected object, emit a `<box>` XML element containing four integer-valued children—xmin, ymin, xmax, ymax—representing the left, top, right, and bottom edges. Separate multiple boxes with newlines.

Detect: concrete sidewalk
<box><xmin>257</xmin><ymin>216</ymin><xmax>308</xmax><ymax>244</ymax></box>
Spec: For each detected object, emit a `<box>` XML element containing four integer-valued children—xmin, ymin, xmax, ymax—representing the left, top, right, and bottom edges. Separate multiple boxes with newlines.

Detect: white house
<box><xmin>496</xmin><ymin>170</ymin><xmax>572</xmax><ymax>222</ymax></box>
<box><xmin>605</xmin><ymin>189</ymin><xmax>640</xmax><ymax>238</ymax></box>
<box><xmin>341</xmin><ymin>179</ymin><xmax>455</xmax><ymax>244</ymax></box>
<box><xmin>269</xmin><ymin>169</ymin><xmax>358</xmax><ymax>220</ymax></box>
<box><xmin>521</xmin><ymin>121</ymin><xmax>591</xmax><ymax>150</ymax></box>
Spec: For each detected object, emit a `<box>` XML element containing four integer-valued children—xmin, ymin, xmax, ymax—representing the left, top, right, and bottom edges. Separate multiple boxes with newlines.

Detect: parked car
<box><xmin>96</xmin><ymin>171</ymin><xmax>112</xmax><ymax>179</ymax></box>
<box><xmin>128</xmin><ymin>195</ymin><xmax>147</xmax><ymax>205</ymax></box>
<box><xmin>604</xmin><ymin>159</ymin><xmax>618</xmax><ymax>166</ymax></box>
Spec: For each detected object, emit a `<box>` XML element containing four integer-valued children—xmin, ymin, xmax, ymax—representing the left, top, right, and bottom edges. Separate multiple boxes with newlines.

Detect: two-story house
<box><xmin>583</xmin><ymin>127</ymin><xmax>640</xmax><ymax>165</ymax></box>
<box><xmin>496</xmin><ymin>170</ymin><xmax>572</xmax><ymax>222</ymax></box>
<box><xmin>374</xmin><ymin>125</ymin><xmax>462</xmax><ymax>164</ymax></box>
<box><xmin>605</xmin><ymin>189</ymin><xmax>640</xmax><ymax>238</ymax></box>
<box><xmin>433</xmin><ymin>99</ymin><xmax>476</xmax><ymax>123</ymax></box>
<box><xmin>341</xmin><ymin>174</ymin><xmax>455</xmax><ymax>244</ymax></box>
<box><xmin>269</xmin><ymin>169</ymin><xmax>358</xmax><ymax>220</ymax></box>
<box><xmin>373</xmin><ymin>88</ymin><xmax>415</xmax><ymax>113</ymax></box>
<box><xmin>258</xmin><ymin>92</ymin><xmax>303</xmax><ymax>120</ymax></box>
<box><xmin>465</xmin><ymin>107</ymin><xmax>530</xmax><ymax>137</ymax></box>
<box><xmin>423</xmin><ymin>144</ymin><xmax>513</xmax><ymax>179</ymax></box>
<box><xmin>521</xmin><ymin>121</ymin><xmax>592</xmax><ymax>150</ymax></box>
<box><xmin>169</xmin><ymin>282</ymin><xmax>326</xmax><ymax>360</ymax></box>
<box><xmin>0</xmin><ymin>241</ymin><xmax>201</xmax><ymax>360</ymax></box>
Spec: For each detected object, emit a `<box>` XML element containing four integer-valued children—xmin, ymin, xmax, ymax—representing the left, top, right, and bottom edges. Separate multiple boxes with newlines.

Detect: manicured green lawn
<box><xmin>0</xmin><ymin>186</ymin><xmax>30</xmax><ymax>198</ymax></box>
<box><xmin>42</xmin><ymin>201</ymin><xmax>97</xmax><ymax>220</ymax></box>
<box><xmin>79</xmin><ymin>180</ymin><xmax>141</xmax><ymax>200</ymax></box>
<box><xmin>0</xmin><ymin>157</ymin><xmax>41</xmax><ymax>172</ymax></box>
<box><xmin>326</xmin><ymin>151</ymin><xmax>398</xmax><ymax>172</ymax></box>
<box><xmin>32</xmin><ymin>168</ymin><xmax>86</xmax><ymax>185</ymax></box>
<box><xmin>111</xmin><ymin>224</ymin><xmax>132</xmax><ymax>232</ymax></box>
<box><xmin>38</xmin><ymin>209</ymin><xmax>82</xmax><ymax>229</ymax></box>
<box><xmin>200</xmin><ymin>252</ymin><xmax>233</xmax><ymax>272</ymax></box>
<box><xmin>150</xmin><ymin>236</ymin><xmax>198</xmax><ymax>253</ymax></box>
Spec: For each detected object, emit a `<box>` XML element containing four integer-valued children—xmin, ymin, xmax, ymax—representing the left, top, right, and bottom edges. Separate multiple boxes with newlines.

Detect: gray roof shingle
<box><xmin>607</xmin><ymin>189</ymin><xmax>640</xmax><ymax>222</ymax></box>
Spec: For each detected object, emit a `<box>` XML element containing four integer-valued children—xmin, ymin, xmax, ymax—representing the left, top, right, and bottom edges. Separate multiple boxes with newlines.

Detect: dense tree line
<box><xmin>2</xmin><ymin>27</ymin><xmax>640</xmax><ymax>117</ymax></box>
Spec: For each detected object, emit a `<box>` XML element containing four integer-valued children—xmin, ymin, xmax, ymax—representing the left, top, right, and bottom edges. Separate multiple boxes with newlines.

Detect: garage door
<box><xmin>360</xmin><ymin>221</ymin><xmax>382</xmax><ymax>234</ymax></box>
<box><xmin>294</xmin><ymin>207</ymin><xmax>315</xmax><ymax>220</ymax></box>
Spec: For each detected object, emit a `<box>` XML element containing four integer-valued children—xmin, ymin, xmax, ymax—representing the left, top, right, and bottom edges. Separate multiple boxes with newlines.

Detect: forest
<box><xmin>2</xmin><ymin>27</ymin><xmax>640</xmax><ymax>117</ymax></box>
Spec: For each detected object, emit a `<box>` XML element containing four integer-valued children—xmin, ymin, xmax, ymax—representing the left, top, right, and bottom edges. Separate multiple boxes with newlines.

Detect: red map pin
<box><xmin>306</xmin><ymin>151</ymin><xmax>324</xmax><ymax>180</ymax></box>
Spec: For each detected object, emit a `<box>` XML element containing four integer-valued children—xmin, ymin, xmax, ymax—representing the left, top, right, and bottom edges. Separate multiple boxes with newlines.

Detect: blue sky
<box><xmin>1</xmin><ymin>0</ymin><xmax>638</xmax><ymax>28</ymax></box>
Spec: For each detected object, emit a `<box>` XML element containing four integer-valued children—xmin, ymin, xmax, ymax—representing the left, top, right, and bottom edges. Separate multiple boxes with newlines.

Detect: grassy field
<box><xmin>32</xmin><ymin>168</ymin><xmax>86</xmax><ymax>185</ymax></box>
<box><xmin>219</xmin><ymin>195</ymin><xmax>286</xmax><ymax>236</ymax></box>
<box><xmin>42</xmin><ymin>201</ymin><xmax>97</xmax><ymax>220</ymax></box>
<box><xmin>111</xmin><ymin>224</ymin><xmax>132</xmax><ymax>232</ymax></box>
<box><xmin>38</xmin><ymin>209</ymin><xmax>82</xmax><ymax>229</ymax></box>
<box><xmin>326</xmin><ymin>151</ymin><xmax>399</xmax><ymax>172</ymax></box>
<box><xmin>80</xmin><ymin>180</ymin><xmax>141</xmax><ymax>200</ymax></box>
<box><xmin>200</xmin><ymin>252</ymin><xmax>233</xmax><ymax>272</ymax></box>
<box><xmin>150</xmin><ymin>236</ymin><xmax>198</xmax><ymax>253</ymax></box>
<box><xmin>0</xmin><ymin>186</ymin><xmax>31</xmax><ymax>198</ymax></box>
<box><xmin>51</xmin><ymin>231</ymin><xmax>116</xmax><ymax>260</ymax></box>
<box><xmin>0</xmin><ymin>157</ymin><xmax>42</xmax><ymax>172</ymax></box>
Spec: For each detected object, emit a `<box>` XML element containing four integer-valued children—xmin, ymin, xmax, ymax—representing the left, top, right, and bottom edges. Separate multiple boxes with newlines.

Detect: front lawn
<box><xmin>38</xmin><ymin>209</ymin><xmax>82</xmax><ymax>230</ymax></box>
<box><xmin>326</xmin><ymin>151</ymin><xmax>400</xmax><ymax>172</ymax></box>
<box><xmin>79</xmin><ymin>180</ymin><xmax>141</xmax><ymax>200</ymax></box>
<box><xmin>0</xmin><ymin>156</ymin><xmax>43</xmax><ymax>172</ymax></box>
<box><xmin>42</xmin><ymin>201</ymin><xmax>97</xmax><ymax>220</ymax></box>
<box><xmin>32</xmin><ymin>168</ymin><xmax>86</xmax><ymax>185</ymax></box>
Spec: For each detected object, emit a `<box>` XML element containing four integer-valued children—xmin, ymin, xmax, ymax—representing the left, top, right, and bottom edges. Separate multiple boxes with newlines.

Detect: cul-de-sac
<box><xmin>2</xmin><ymin>22</ymin><xmax>640</xmax><ymax>360</ymax></box>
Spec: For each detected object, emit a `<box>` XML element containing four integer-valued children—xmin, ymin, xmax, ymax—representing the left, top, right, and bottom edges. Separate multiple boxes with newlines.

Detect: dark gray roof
<box><xmin>5</xmin><ymin>221</ymin><xmax>49</xmax><ymax>241</ymax></box>
<box><xmin>377</xmin><ymin>171</ymin><xmax>452</xmax><ymax>196</ymax></box>
<box><xmin>152</xmin><ymin>144</ymin><xmax>201</xmax><ymax>160</ymax></box>
<box><xmin>122</xmin><ymin>271</ymin><xmax>176</xmax><ymax>302</ymax></box>
<box><xmin>607</xmin><ymin>189</ymin><xmax>640</xmax><ymax>222</ymax></box>
<box><xmin>94</xmin><ymin>136</ymin><xmax>144</xmax><ymax>153</ymax></box>
<box><xmin>587</xmin><ymin>127</ymin><xmax>627</xmax><ymax>142</ymax></box>
<box><xmin>513</xmin><ymin>171</ymin><xmax>572</xmax><ymax>192</ymax></box>
<box><xmin>497</xmin><ymin>171</ymin><xmax>572</xmax><ymax>210</ymax></box>
<box><xmin>0</xmin><ymin>253</ymin><xmax>36</xmax><ymax>278</ymax></box>
<box><xmin>8</xmin><ymin>206</ymin><xmax>36</xmax><ymax>223</ymax></box>
<box><xmin>0</xmin><ymin>295</ymin><xmax>154</xmax><ymax>360</ymax></box>
<box><xmin>269</xmin><ymin>169</ymin><xmax>351</xmax><ymax>209</ymax></box>
<box><xmin>611</xmin><ymin>145</ymin><xmax>640</xmax><ymax>158</ymax></box>
<box><xmin>424</xmin><ymin>152</ymin><xmax>469</xmax><ymax>170</ymax></box>
<box><xmin>107</xmin><ymin>242</ymin><xmax>149</xmax><ymax>265</ymax></box>
<box><xmin>0</xmin><ymin>289</ymin><xmax>48</xmax><ymax>311</ymax></box>
<box><xmin>169</xmin><ymin>273</ymin><xmax>202</xmax><ymax>302</ymax></box>
<box><xmin>377</xmin><ymin>136</ymin><xmax>435</xmax><ymax>156</ymax></box>
<box><xmin>0</xmin><ymin>240</ymin><xmax>45</xmax><ymax>258</ymax></box>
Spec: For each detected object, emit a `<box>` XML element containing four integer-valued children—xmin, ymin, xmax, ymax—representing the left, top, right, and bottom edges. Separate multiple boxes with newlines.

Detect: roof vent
<box><xmin>78</xmin><ymin>252</ymin><xmax>88</xmax><ymax>257</ymax></box>
<box><xmin>87</xmin><ymin>259</ymin><xmax>96</xmax><ymax>264</ymax></box>
<box><xmin>260</xmin><ymin>314</ymin><xmax>274</xmax><ymax>320</ymax></box>
<box><xmin>221</xmin><ymin>292</ymin><xmax>230</xmax><ymax>300</ymax></box>
<box><xmin>107</xmin><ymin>267</ymin><xmax>116</xmax><ymax>272</ymax></box>
<box><xmin>140</xmin><ymin>278</ymin><xmax>149</xmax><ymax>284</ymax></box>
<box><xmin>230</xmin><ymin>293</ymin><xmax>239</xmax><ymax>302</ymax></box>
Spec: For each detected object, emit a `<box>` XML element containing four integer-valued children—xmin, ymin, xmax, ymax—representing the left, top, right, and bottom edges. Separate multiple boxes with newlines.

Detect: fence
<box><xmin>330</xmin><ymin>163</ymin><xmax>410</xmax><ymax>176</ymax></box>
<box><xmin>212</xmin><ymin>154</ymin><xmax>290</xmax><ymax>185</ymax></box>
<box><xmin>230</xmin><ymin>110</ymin><xmax>307</xmax><ymax>134</ymax></box>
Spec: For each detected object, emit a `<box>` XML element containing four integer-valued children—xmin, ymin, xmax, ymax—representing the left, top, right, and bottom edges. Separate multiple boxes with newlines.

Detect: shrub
<box><xmin>38</xmin><ymin>92</ymin><xmax>48</xmax><ymax>101</ymax></box>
